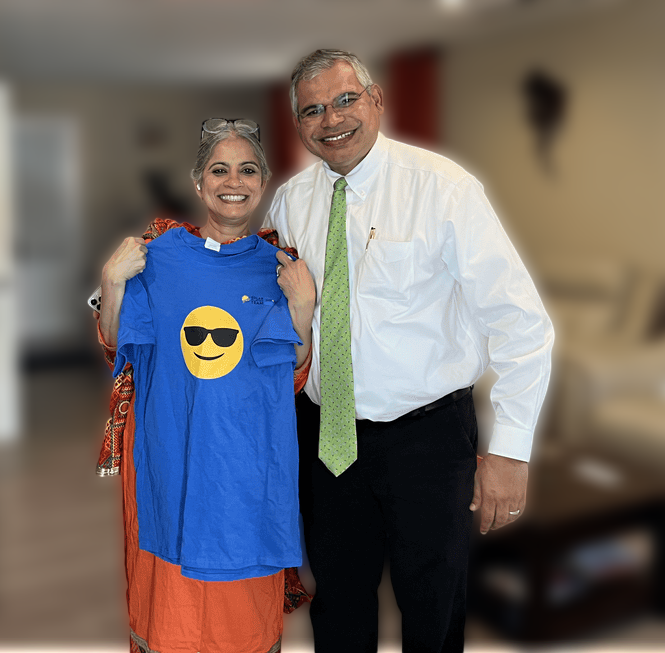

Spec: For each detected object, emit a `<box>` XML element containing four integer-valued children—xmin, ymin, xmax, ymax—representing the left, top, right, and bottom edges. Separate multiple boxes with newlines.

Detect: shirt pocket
<box><xmin>357</xmin><ymin>240</ymin><xmax>414</xmax><ymax>303</ymax></box>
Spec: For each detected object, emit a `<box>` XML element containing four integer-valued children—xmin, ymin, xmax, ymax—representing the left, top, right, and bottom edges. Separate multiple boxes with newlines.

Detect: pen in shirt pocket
<box><xmin>365</xmin><ymin>227</ymin><xmax>376</xmax><ymax>250</ymax></box>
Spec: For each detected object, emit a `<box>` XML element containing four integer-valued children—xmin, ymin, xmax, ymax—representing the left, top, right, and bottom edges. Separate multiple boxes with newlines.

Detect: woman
<box><xmin>96</xmin><ymin>119</ymin><xmax>315</xmax><ymax>653</ymax></box>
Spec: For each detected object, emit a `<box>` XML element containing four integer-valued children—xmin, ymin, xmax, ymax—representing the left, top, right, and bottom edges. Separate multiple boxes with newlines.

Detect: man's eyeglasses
<box><xmin>201</xmin><ymin>118</ymin><xmax>260</xmax><ymax>142</ymax></box>
<box><xmin>297</xmin><ymin>87</ymin><xmax>371</xmax><ymax>122</ymax></box>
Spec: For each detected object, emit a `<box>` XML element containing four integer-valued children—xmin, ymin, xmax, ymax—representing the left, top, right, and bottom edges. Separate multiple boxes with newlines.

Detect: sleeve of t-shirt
<box><xmin>113</xmin><ymin>275</ymin><xmax>155</xmax><ymax>376</ymax></box>
<box><xmin>250</xmin><ymin>294</ymin><xmax>302</xmax><ymax>368</ymax></box>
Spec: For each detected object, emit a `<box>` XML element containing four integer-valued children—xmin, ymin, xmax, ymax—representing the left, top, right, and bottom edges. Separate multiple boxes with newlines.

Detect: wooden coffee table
<box><xmin>468</xmin><ymin>444</ymin><xmax>665</xmax><ymax>642</ymax></box>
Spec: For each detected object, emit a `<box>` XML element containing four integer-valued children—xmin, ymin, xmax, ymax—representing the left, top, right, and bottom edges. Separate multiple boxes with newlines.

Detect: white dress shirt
<box><xmin>264</xmin><ymin>132</ymin><xmax>554</xmax><ymax>461</ymax></box>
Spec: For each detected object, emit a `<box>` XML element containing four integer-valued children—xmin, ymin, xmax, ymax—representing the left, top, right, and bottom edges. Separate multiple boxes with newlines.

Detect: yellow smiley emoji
<box><xmin>180</xmin><ymin>306</ymin><xmax>244</xmax><ymax>379</ymax></box>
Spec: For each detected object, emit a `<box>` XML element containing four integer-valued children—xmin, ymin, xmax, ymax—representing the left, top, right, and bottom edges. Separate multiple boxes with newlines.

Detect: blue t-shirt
<box><xmin>115</xmin><ymin>229</ymin><xmax>302</xmax><ymax>581</ymax></box>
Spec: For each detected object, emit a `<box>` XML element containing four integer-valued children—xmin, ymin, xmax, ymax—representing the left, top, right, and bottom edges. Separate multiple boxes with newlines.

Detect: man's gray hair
<box><xmin>191</xmin><ymin>127</ymin><xmax>271</xmax><ymax>185</ymax></box>
<box><xmin>290</xmin><ymin>49</ymin><xmax>374</xmax><ymax>116</ymax></box>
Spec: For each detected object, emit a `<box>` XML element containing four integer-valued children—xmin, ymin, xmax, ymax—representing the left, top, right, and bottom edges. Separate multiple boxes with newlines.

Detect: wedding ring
<box><xmin>509</xmin><ymin>509</ymin><xmax>521</xmax><ymax>516</ymax></box>
<box><xmin>276</xmin><ymin>264</ymin><xmax>284</xmax><ymax>277</ymax></box>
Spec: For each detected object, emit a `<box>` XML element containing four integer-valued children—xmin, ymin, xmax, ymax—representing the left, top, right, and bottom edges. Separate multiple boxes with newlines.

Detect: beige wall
<box><xmin>445</xmin><ymin>0</ymin><xmax>665</xmax><ymax>274</ymax></box>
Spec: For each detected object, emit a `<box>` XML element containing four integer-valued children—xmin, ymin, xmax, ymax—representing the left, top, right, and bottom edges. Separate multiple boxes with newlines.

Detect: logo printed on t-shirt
<box><xmin>242</xmin><ymin>295</ymin><xmax>277</xmax><ymax>305</ymax></box>
<box><xmin>180</xmin><ymin>306</ymin><xmax>244</xmax><ymax>379</ymax></box>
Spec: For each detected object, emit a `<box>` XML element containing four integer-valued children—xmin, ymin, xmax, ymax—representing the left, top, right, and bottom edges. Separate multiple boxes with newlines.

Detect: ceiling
<box><xmin>0</xmin><ymin>0</ymin><xmax>620</xmax><ymax>84</ymax></box>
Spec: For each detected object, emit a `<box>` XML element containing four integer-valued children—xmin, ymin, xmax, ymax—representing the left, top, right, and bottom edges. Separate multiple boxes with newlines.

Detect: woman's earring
<box><xmin>197</xmin><ymin>183</ymin><xmax>201</xmax><ymax>190</ymax></box>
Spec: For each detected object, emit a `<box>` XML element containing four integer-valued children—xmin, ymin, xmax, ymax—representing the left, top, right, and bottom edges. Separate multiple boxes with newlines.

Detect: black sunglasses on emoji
<box><xmin>184</xmin><ymin>326</ymin><xmax>240</xmax><ymax>348</ymax></box>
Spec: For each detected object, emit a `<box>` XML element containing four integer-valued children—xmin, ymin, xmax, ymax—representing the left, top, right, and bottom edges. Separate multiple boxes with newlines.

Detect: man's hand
<box><xmin>469</xmin><ymin>453</ymin><xmax>528</xmax><ymax>535</ymax></box>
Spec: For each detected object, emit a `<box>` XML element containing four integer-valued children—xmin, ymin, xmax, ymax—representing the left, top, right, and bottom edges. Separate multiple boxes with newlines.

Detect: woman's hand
<box><xmin>276</xmin><ymin>250</ymin><xmax>315</xmax><ymax>369</ymax></box>
<box><xmin>102</xmin><ymin>237</ymin><xmax>148</xmax><ymax>287</ymax></box>
<box><xmin>99</xmin><ymin>237</ymin><xmax>148</xmax><ymax>348</ymax></box>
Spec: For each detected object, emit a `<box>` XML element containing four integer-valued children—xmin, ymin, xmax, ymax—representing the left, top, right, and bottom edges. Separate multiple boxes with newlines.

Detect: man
<box><xmin>266</xmin><ymin>49</ymin><xmax>554</xmax><ymax>653</ymax></box>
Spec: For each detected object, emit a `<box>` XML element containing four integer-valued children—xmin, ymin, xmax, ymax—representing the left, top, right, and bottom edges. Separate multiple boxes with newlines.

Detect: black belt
<box><xmin>399</xmin><ymin>385</ymin><xmax>473</xmax><ymax>420</ymax></box>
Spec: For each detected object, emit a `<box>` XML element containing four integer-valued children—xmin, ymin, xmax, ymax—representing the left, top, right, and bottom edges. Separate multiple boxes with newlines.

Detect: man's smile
<box><xmin>319</xmin><ymin>129</ymin><xmax>356</xmax><ymax>144</ymax></box>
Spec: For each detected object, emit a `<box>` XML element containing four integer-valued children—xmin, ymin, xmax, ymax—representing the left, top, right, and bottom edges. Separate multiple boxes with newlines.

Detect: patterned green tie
<box><xmin>319</xmin><ymin>177</ymin><xmax>357</xmax><ymax>476</ymax></box>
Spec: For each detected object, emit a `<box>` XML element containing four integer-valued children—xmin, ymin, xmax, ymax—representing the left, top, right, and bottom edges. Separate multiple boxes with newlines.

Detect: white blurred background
<box><xmin>1</xmin><ymin>0</ymin><xmax>665</xmax><ymax>650</ymax></box>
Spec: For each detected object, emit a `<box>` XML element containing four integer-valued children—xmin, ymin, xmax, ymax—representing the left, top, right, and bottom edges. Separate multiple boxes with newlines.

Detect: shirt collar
<box><xmin>322</xmin><ymin>132</ymin><xmax>388</xmax><ymax>200</ymax></box>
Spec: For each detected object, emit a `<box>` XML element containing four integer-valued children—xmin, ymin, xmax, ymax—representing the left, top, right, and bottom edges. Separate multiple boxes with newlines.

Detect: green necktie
<box><xmin>319</xmin><ymin>177</ymin><xmax>357</xmax><ymax>476</ymax></box>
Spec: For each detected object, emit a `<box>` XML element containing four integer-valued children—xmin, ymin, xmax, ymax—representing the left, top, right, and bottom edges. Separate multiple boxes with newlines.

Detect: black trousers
<box><xmin>297</xmin><ymin>390</ymin><xmax>478</xmax><ymax>653</ymax></box>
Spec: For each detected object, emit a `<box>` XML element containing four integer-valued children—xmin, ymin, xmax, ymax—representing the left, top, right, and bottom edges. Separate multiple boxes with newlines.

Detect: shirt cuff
<box><xmin>487</xmin><ymin>423</ymin><xmax>534</xmax><ymax>462</ymax></box>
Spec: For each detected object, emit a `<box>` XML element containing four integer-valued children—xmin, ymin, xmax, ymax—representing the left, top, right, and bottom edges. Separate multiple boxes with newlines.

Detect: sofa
<box><xmin>535</xmin><ymin>256</ymin><xmax>665</xmax><ymax>471</ymax></box>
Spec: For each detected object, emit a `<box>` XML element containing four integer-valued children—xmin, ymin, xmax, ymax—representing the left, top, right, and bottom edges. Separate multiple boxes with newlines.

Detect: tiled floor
<box><xmin>1</xmin><ymin>367</ymin><xmax>664</xmax><ymax>652</ymax></box>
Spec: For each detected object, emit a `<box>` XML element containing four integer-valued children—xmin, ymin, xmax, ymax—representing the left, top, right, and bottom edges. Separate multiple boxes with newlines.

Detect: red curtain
<box><xmin>267</xmin><ymin>83</ymin><xmax>301</xmax><ymax>184</ymax></box>
<box><xmin>388</xmin><ymin>48</ymin><xmax>442</xmax><ymax>147</ymax></box>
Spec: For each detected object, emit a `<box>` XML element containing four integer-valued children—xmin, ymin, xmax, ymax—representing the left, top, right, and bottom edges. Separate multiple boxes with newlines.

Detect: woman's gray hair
<box><xmin>191</xmin><ymin>127</ymin><xmax>271</xmax><ymax>186</ymax></box>
<box><xmin>290</xmin><ymin>49</ymin><xmax>374</xmax><ymax>116</ymax></box>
